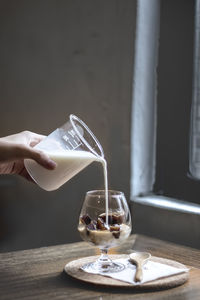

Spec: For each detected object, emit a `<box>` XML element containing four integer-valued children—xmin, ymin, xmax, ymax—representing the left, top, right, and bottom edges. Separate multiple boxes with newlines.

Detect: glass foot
<box><xmin>82</xmin><ymin>260</ymin><xmax>125</xmax><ymax>273</ymax></box>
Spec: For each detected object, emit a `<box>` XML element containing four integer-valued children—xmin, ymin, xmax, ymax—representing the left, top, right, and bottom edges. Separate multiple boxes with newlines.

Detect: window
<box><xmin>131</xmin><ymin>0</ymin><xmax>200</xmax><ymax>210</ymax></box>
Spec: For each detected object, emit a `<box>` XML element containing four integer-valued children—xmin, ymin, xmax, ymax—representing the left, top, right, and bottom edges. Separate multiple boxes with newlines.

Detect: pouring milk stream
<box><xmin>24</xmin><ymin>115</ymin><xmax>109</xmax><ymax>226</ymax></box>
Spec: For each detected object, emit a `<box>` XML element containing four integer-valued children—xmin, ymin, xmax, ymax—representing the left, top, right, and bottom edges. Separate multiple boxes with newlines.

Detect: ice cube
<box><xmin>80</xmin><ymin>214</ymin><xmax>91</xmax><ymax>225</ymax></box>
<box><xmin>97</xmin><ymin>218</ymin><xmax>108</xmax><ymax>230</ymax></box>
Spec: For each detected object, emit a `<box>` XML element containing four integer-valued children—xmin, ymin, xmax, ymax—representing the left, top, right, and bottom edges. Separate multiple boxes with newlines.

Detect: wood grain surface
<box><xmin>0</xmin><ymin>234</ymin><xmax>200</xmax><ymax>299</ymax></box>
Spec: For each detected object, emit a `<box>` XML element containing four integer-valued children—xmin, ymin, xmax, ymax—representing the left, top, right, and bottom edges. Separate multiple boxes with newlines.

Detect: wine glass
<box><xmin>78</xmin><ymin>190</ymin><xmax>132</xmax><ymax>273</ymax></box>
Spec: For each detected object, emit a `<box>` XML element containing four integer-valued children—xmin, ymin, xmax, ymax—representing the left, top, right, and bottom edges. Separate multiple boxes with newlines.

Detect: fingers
<box><xmin>14</xmin><ymin>144</ymin><xmax>57</xmax><ymax>170</ymax></box>
<box><xmin>30</xmin><ymin>150</ymin><xmax>57</xmax><ymax>170</ymax></box>
<box><xmin>18</xmin><ymin>166</ymin><xmax>36</xmax><ymax>182</ymax></box>
<box><xmin>0</xmin><ymin>139</ymin><xmax>57</xmax><ymax>170</ymax></box>
<box><xmin>0</xmin><ymin>131</ymin><xmax>46</xmax><ymax>145</ymax></box>
<box><xmin>29</xmin><ymin>137</ymin><xmax>45</xmax><ymax>148</ymax></box>
<box><xmin>21</xmin><ymin>131</ymin><xmax>46</xmax><ymax>147</ymax></box>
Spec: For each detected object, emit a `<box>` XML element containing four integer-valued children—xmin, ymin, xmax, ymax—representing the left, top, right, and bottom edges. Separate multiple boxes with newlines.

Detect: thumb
<box><xmin>17</xmin><ymin>145</ymin><xmax>57</xmax><ymax>170</ymax></box>
<box><xmin>28</xmin><ymin>149</ymin><xmax>57</xmax><ymax>170</ymax></box>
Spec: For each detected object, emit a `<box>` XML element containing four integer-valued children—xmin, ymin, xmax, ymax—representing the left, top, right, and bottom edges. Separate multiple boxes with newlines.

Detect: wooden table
<box><xmin>0</xmin><ymin>234</ymin><xmax>200</xmax><ymax>299</ymax></box>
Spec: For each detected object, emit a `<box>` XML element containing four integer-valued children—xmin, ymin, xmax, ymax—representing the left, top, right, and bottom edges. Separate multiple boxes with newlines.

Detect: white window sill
<box><xmin>133</xmin><ymin>195</ymin><xmax>200</xmax><ymax>215</ymax></box>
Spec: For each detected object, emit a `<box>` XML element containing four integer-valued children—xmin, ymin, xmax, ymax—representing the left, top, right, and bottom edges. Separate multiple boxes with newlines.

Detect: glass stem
<box><xmin>97</xmin><ymin>249</ymin><xmax>112</xmax><ymax>267</ymax></box>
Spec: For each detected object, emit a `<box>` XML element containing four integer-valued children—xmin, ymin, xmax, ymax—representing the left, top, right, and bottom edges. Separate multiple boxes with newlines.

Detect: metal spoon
<box><xmin>129</xmin><ymin>252</ymin><xmax>151</xmax><ymax>282</ymax></box>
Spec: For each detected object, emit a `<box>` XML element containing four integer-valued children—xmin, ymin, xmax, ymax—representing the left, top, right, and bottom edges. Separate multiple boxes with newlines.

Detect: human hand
<box><xmin>0</xmin><ymin>131</ymin><xmax>56</xmax><ymax>181</ymax></box>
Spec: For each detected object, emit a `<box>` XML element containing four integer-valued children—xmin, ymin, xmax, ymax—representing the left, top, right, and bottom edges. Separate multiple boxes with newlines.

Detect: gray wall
<box><xmin>0</xmin><ymin>0</ymin><xmax>135</xmax><ymax>251</ymax></box>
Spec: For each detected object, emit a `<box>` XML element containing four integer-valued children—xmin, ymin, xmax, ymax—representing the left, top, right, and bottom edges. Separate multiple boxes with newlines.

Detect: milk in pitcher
<box><xmin>25</xmin><ymin>150</ymin><xmax>101</xmax><ymax>191</ymax></box>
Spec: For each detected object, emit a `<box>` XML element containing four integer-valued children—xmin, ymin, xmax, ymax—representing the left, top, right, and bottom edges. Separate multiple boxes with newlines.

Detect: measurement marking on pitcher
<box><xmin>62</xmin><ymin>131</ymin><xmax>82</xmax><ymax>150</ymax></box>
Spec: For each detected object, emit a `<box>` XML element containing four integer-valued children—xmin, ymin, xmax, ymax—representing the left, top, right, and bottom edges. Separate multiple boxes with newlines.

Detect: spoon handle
<box><xmin>135</xmin><ymin>265</ymin><xmax>143</xmax><ymax>282</ymax></box>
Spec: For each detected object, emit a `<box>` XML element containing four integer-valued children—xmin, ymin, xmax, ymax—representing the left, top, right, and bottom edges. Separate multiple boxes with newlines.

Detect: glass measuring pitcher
<box><xmin>24</xmin><ymin>114</ymin><xmax>104</xmax><ymax>191</ymax></box>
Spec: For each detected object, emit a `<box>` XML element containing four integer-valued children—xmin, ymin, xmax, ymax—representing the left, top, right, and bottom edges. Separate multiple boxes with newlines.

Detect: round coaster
<box><xmin>64</xmin><ymin>254</ymin><xmax>189</xmax><ymax>289</ymax></box>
